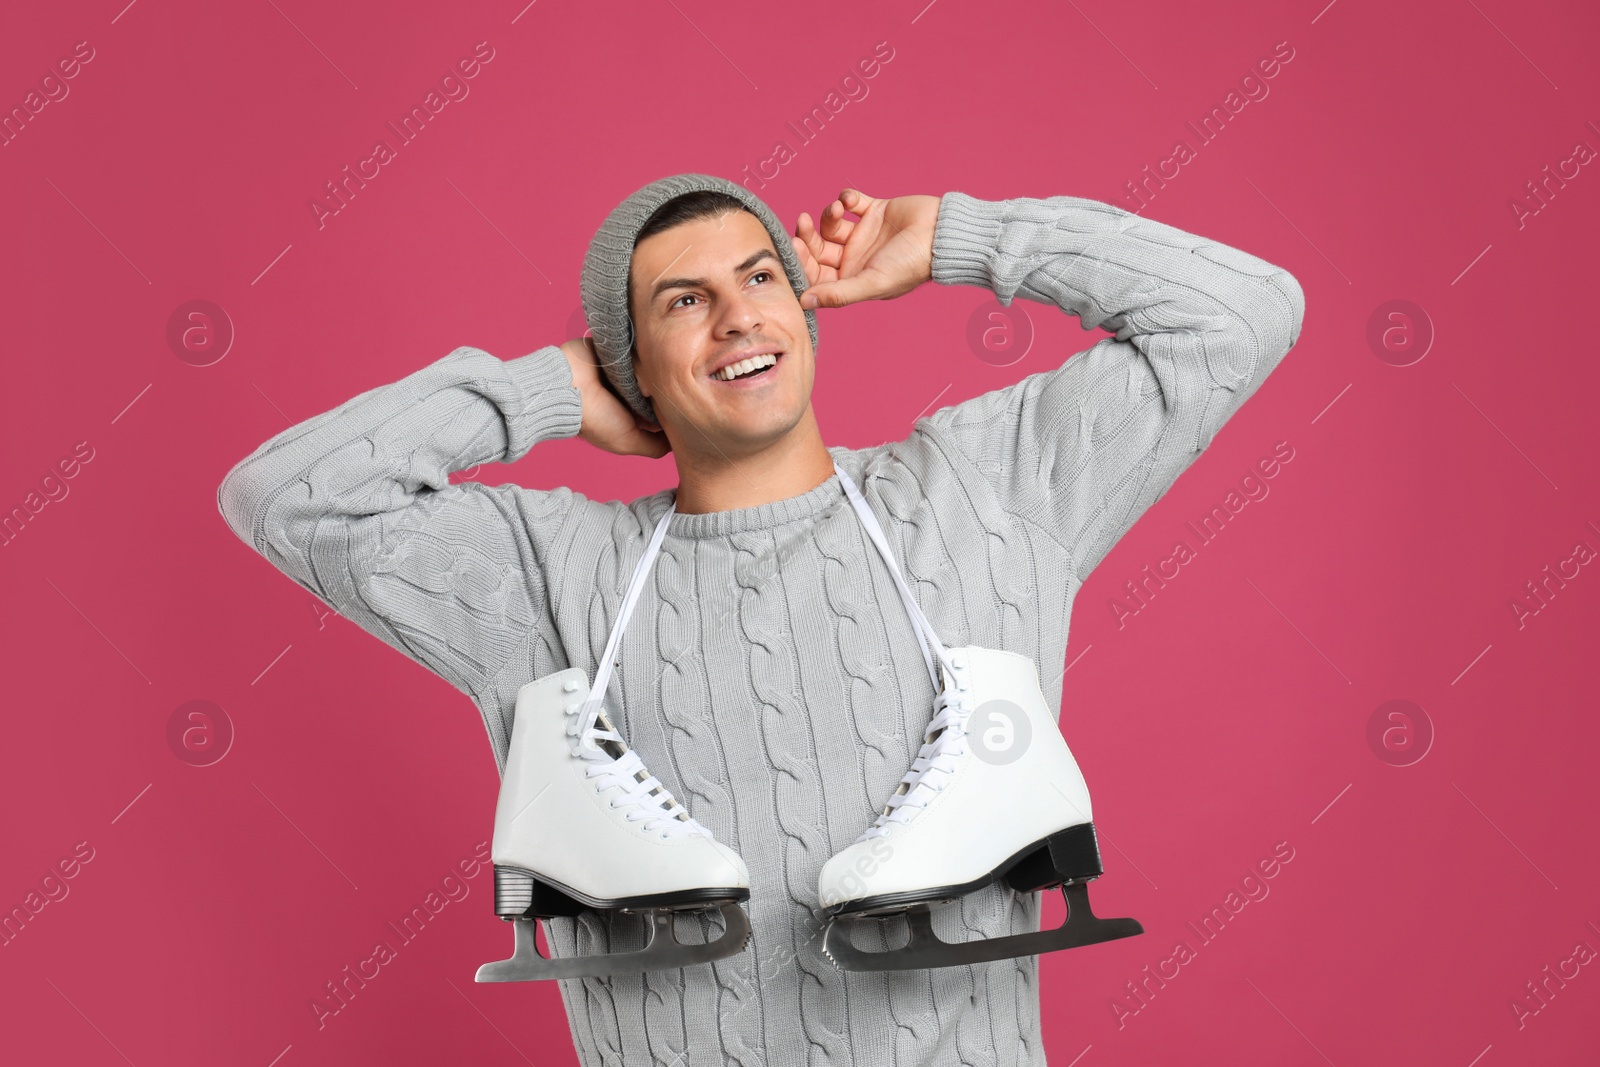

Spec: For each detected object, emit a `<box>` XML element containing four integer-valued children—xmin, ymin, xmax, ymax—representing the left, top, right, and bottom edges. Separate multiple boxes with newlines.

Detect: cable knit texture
<box><xmin>217</xmin><ymin>191</ymin><xmax>1305</xmax><ymax>1067</ymax></box>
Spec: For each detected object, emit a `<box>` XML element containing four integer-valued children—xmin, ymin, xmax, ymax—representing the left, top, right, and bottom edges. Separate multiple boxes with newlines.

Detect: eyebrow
<box><xmin>649</xmin><ymin>249</ymin><xmax>781</xmax><ymax>308</ymax></box>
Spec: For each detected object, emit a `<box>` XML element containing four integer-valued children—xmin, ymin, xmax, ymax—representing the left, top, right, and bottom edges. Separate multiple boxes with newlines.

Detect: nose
<box><xmin>712</xmin><ymin>288</ymin><xmax>765</xmax><ymax>339</ymax></box>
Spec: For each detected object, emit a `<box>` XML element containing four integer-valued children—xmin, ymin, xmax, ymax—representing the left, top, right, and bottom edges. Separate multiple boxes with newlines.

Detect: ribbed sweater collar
<box><xmin>663</xmin><ymin>446</ymin><xmax>852</xmax><ymax>539</ymax></box>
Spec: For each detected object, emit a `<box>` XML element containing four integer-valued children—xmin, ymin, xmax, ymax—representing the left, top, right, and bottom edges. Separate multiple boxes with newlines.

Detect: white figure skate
<box><xmin>817</xmin><ymin>463</ymin><xmax>1142</xmax><ymax>971</ymax></box>
<box><xmin>477</xmin><ymin>504</ymin><xmax>751</xmax><ymax>982</ymax></box>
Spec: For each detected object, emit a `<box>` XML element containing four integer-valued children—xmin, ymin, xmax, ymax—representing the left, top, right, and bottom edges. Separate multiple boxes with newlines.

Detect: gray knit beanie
<box><xmin>579</xmin><ymin>173</ymin><xmax>819</xmax><ymax>425</ymax></box>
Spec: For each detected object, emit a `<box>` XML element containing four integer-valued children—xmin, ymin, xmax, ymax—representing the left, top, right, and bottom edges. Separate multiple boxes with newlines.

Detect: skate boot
<box><xmin>477</xmin><ymin>504</ymin><xmax>751</xmax><ymax>982</ymax></box>
<box><xmin>816</xmin><ymin>463</ymin><xmax>1142</xmax><ymax>972</ymax></box>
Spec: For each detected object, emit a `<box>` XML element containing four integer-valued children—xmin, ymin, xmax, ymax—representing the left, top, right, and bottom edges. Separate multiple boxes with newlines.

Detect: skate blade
<box><xmin>822</xmin><ymin>882</ymin><xmax>1142</xmax><ymax>972</ymax></box>
<box><xmin>475</xmin><ymin>901</ymin><xmax>751</xmax><ymax>982</ymax></box>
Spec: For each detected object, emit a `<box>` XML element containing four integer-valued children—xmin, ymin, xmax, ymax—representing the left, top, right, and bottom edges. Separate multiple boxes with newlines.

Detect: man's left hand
<box><xmin>791</xmin><ymin>189</ymin><xmax>940</xmax><ymax>309</ymax></box>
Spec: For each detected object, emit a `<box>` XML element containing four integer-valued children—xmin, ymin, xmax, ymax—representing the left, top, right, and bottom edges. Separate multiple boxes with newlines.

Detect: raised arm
<box><xmin>919</xmin><ymin>191</ymin><xmax>1306</xmax><ymax>583</ymax></box>
<box><xmin>216</xmin><ymin>344</ymin><xmax>584</xmax><ymax>727</ymax></box>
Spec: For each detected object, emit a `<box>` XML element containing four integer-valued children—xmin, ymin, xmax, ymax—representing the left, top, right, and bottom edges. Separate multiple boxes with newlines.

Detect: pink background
<box><xmin>3</xmin><ymin>0</ymin><xmax>1597</xmax><ymax>1064</ymax></box>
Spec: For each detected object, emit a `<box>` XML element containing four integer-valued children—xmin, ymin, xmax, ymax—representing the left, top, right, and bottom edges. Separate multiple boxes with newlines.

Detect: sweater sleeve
<box><xmin>918</xmin><ymin>191</ymin><xmax>1306</xmax><ymax>583</ymax></box>
<box><xmin>216</xmin><ymin>344</ymin><xmax>585</xmax><ymax>700</ymax></box>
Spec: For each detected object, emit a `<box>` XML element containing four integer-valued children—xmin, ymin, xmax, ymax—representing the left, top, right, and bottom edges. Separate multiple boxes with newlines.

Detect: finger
<box><xmin>839</xmin><ymin>188</ymin><xmax>879</xmax><ymax>219</ymax></box>
<box><xmin>818</xmin><ymin>197</ymin><xmax>857</xmax><ymax>247</ymax></box>
<box><xmin>629</xmin><ymin>425</ymin><xmax>671</xmax><ymax>459</ymax></box>
<box><xmin>794</xmin><ymin>213</ymin><xmax>836</xmax><ymax>272</ymax></box>
<box><xmin>819</xmin><ymin>199</ymin><xmax>856</xmax><ymax>245</ymax></box>
<box><xmin>804</xmin><ymin>220</ymin><xmax>847</xmax><ymax>273</ymax></box>
<box><xmin>795</xmin><ymin>210</ymin><xmax>819</xmax><ymax>255</ymax></box>
<box><xmin>800</xmin><ymin>271</ymin><xmax>882</xmax><ymax>309</ymax></box>
<box><xmin>641</xmin><ymin>433</ymin><xmax>671</xmax><ymax>459</ymax></box>
<box><xmin>790</xmin><ymin>231</ymin><xmax>819</xmax><ymax>283</ymax></box>
<box><xmin>836</xmin><ymin>201</ymin><xmax>886</xmax><ymax>271</ymax></box>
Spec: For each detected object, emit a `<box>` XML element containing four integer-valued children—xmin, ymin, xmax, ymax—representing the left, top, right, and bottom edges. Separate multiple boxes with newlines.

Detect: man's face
<box><xmin>628</xmin><ymin>209</ymin><xmax>814</xmax><ymax>459</ymax></box>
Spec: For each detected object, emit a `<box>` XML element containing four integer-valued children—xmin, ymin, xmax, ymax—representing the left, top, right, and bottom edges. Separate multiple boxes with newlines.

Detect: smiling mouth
<box><xmin>711</xmin><ymin>352</ymin><xmax>783</xmax><ymax>383</ymax></box>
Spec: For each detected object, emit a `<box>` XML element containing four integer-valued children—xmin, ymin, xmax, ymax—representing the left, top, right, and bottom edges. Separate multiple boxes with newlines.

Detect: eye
<box><xmin>749</xmin><ymin>270</ymin><xmax>774</xmax><ymax>285</ymax></box>
<box><xmin>670</xmin><ymin>292</ymin><xmax>701</xmax><ymax>310</ymax></box>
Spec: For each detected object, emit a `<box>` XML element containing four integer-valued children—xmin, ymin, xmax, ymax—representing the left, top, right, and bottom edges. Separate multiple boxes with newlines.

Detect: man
<box><xmin>218</xmin><ymin>173</ymin><xmax>1305</xmax><ymax>1065</ymax></box>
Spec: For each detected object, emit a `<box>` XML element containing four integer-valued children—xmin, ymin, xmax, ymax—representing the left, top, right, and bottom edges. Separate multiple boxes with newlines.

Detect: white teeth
<box><xmin>714</xmin><ymin>353</ymin><xmax>779</xmax><ymax>381</ymax></box>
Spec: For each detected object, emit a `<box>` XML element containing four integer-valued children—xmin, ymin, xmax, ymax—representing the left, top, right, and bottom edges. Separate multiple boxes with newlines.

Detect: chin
<box><xmin>722</xmin><ymin>407</ymin><xmax>805</xmax><ymax>446</ymax></box>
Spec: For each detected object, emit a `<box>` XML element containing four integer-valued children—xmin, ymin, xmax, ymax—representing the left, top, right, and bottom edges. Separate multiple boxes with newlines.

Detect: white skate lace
<box><xmin>858</xmin><ymin>665</ymin><xmax>972</xmax><ymax>841</ymax></box>
<box><xmin>567</xmin><ymin>501</ymin><xmax>712</xmax><ymax>841</ymax></box>
<box><xmin>567</xmin><ymin>699</ymin><xmax>712</xmax><ymax>839</ymax></box>
<box><xmin>835</xmin><ymin>462</ymin><xmax>973</xmax><ymax>844</ymax></box>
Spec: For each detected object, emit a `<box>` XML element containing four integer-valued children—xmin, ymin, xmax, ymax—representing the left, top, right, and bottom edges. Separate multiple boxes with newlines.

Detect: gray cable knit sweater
<box><xmin>218</xmin><ymin>190</ymin><xmax>1304</xmax><ymax>1066</ymax></box>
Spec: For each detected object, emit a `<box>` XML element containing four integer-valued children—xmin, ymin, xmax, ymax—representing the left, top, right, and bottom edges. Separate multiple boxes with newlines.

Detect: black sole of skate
<box><xmin>821</xmin><ymin>823</ymin><xmax>1144</xmax><ymax>972</ymax></box>
<box><xmin>476</xmin><ymin>866</ymin><xmax>752</xmax><ymax>982</ymax></box>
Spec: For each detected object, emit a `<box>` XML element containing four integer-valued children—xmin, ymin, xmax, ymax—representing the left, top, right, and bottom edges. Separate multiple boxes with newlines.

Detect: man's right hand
<box><xmin>560</xmin><ymin>337</ymin><xmax>671</xmax><ymax>459</ymax></box>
